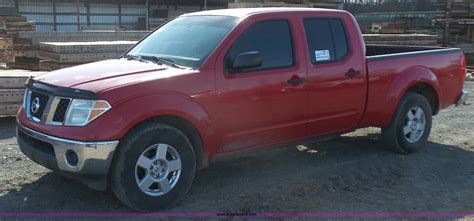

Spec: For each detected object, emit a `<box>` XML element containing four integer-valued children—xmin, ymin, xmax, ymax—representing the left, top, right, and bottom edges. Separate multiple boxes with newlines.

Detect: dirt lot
<box><xmin>0</xmin><ymin>82</ymin><xmax>473</xmax><ymax>215</ymax></box>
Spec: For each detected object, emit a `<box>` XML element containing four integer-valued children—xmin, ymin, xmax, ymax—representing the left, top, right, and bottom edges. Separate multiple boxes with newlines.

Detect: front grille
<box><xmin>52</xmin><ymin>99</ymin><xmax>71</xmax><ymax>122</ymax></box>
<box><xmin>29</xmin><ymin>91</ymin><xmax>49</xmax><ymax>120</ymax></box>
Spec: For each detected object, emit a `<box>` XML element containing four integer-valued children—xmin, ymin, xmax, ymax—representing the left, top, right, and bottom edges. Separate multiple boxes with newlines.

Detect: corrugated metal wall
<box><xmin>17</xmin><ymin>0</ymin><xmax>228</xmax><ymax>32</ymax></box>
<box><xmin>18</xmin><ymin>1</ymin><xmax>147</xmax><ymax>31</ymax></box>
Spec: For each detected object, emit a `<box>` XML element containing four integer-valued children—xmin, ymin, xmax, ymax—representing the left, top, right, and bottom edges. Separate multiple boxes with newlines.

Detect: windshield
<box><xmin>127</xmin><ymin>15</ymin><xmax>238</xmax><ymax>69</ymax></box>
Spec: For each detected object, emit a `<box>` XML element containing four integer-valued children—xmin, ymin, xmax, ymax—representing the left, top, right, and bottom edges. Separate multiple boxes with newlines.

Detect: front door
<box><xmin>214</xmin><ymin>15</ymin><xmax>308</xmax><ymax>153</ymax></box>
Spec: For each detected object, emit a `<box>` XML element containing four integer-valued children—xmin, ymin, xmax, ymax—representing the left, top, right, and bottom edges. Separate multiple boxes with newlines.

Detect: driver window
<box><xmin>225</xmin><ymin>20</ymin><xmax>294</xmax><ymax>72</ymax></box>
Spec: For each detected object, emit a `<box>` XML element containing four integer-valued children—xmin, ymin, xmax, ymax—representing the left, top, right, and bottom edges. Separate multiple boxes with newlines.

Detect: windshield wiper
<box><xmin>123</xmin><ymin>54</ymin><xmax>147</xmax><ymax>62</ymax></box>
<box><xmin>140</xmin><ymin>55</ymin><xmax>192</xmax><ymax>70</ymax></box>
<box><xmin>124</xmin><ymin>54</ymin><xmax>195</xmax><ymax>70</ymax></box>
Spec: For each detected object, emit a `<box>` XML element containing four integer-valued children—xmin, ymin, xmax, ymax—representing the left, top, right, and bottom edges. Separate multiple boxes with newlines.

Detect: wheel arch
<box><xmin>384</xmin><ymin>66</ymin><xmax>441</xmax><ymax>126</ymax></box>
<box><xmin>405</xmin><ymin>82</ymin><xmax>439</xmax><ymax>115</ymax></box>
<box><xmin>110</xmin><ymin>93</ymin><xmax>213</xmax><ymax>170</ymax></box>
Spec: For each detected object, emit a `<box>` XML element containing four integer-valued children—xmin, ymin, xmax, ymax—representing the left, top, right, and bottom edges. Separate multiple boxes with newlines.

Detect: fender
<box><xmin>382</xmin><ymin>66</ymin><xmax>441</xmax><ymax>126</ymax></box>
<box><xmin>110</xmin><ymin>92</ymin><xmax>215</xmax><ymax>153</ymax></box>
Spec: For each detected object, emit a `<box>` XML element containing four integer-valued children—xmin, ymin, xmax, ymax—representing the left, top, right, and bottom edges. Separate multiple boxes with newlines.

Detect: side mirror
<box><xmin>229</xmin><ymin>51</ymin><xmax>262</xmax><ymax>73</ymax></box>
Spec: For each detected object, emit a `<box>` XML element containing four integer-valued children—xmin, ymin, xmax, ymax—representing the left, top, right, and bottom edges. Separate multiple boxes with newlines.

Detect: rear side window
<box><xmin>226</xmin><ymin>20</ymin><xmax>294</xmax><ymax>71</ymax></box>
<box><xmin>303</xmin><ymin>18</ymin><xmax>349</xmax><ymax>63</ymax></box>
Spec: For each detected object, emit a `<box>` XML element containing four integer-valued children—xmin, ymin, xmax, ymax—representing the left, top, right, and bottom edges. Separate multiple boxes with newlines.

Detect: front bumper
<box><xmin>16</xmin><ymin>119</ymin><xmax>119</xmax><ymax>189</ymax></box>
<box><xmin>455</xmin><ymin>90</ymin><xmax>469</xmax><ymax>106</ymax></box>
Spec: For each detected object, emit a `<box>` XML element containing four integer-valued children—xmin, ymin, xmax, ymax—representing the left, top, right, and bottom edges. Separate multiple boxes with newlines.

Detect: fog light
<box><xmin>65</xmin><ymin>150</ymin><xmax>78</xmax><ymax>167</ymax></box>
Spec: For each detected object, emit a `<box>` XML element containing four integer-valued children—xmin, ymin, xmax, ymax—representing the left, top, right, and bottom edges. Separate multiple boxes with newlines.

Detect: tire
<box><xmin>381</xmin><ymin>92</ymin><xmax>432</xmax><ymax>154</ymax></box>
<box><xmin>110</xmin><ymin>121</ymin><xmax>196</xmax><ymax>211</ymax></box>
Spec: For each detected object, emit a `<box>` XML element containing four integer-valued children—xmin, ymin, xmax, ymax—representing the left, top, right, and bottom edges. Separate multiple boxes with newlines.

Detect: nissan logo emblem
<box><xmin>31</xmin><ymin>97</ymin><xmax>41</xmax><ymax>114</ymax></box>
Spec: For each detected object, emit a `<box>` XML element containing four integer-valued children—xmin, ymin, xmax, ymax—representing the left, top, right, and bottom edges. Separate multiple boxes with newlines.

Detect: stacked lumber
<box><xmin>7</xmin><ymin>31</ymin><xmax>148</xmax><ymax>71</ymax></box>
<box><xmin>452</xmin><ymin>0</ymin><xmax>471</xmax><ymax>17</ymax></box>
<box><xmin>38</xmin><ymin>41</ymin><xmax>137</xmax><ymax>71</ymax></box>
<box><xmin>363</xmin><ymin>34</ymin><xmax>439</xmax><ymax>46</ymax></box>
<box><xmin>0</xmin><ymin>5</ymin><xmax>33</xmax><ymax>64</ymax></box>
<box><xmin>0</xmin><ymin>37</ymin><xmax>13</xmax><ymax>63</ymax></box>
<box><xmin>371</xmin><ymin>22</ymin><xmax>406</xmax><ymax>34</ymax></box>
<box><xmin>436</xmin><ymin>0</ymin><xmax>474</xmax><ymax>44</ymax></box>
<box><xmin>0</xmin><ymin>69</ymin><xmax>44</xmax><ymax>116</ymax></box>
<box><xmin>453</xmin><ymin>43</ymin><xmax>474</xmax><ymax>65</ymax></box>
<box><xmin>437</xmin><ymin>0</ymin><xmax>474</xmax><ymax>65</ymax></box>
<box><xmin>2</xmin><ymin>21</ymin><xmax>35</xmax><ymax>36</ymax></box>
<box><xmin>229</xmin><ymin>1</ymin><xmax>340</xmax><ymax>8</ymax></box>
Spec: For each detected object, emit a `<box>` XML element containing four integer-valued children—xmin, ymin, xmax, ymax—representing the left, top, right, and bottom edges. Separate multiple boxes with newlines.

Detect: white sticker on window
<box><xmin>315</xmin><ymin>50</ymin><xmax>330</xmax><ymax>61</ymax></box>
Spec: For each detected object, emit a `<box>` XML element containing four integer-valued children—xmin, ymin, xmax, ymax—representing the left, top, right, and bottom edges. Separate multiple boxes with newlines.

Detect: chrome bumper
<box><xmin>455</xmin><ymin>90</ymin><xmax>469</xmax><ymax>106</ymax></box>
<box><xmin>16</xmin><ymin>120</ymin><xmax>119</xmax><ymax>175</ymax></box>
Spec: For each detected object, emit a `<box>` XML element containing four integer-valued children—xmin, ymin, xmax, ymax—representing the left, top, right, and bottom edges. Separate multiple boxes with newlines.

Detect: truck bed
<box><xmin>360</xmin><ymin>44</ymin><xmax>465</xmax><ymax>127</ymax></box>
<box><xmin>366</xmin><ymin>44</ymin><xmax>448</xmax><ymax>57</ymax></box>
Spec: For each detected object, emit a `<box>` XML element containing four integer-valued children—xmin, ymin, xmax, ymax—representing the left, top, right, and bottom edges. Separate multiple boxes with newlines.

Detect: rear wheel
<box><xmin>381</xmin><ymin>92</ymin><xmax>432</xmax><ymax>154</ymax></box>
<box><xmin>110</xmin><ymin>122</ymin><xmax>196</xmax><ymax>211</ymax></box>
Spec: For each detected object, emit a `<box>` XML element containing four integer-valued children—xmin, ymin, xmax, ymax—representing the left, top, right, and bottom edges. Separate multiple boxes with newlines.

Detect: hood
<box><xmin>34</xmin><ymin>59</ymin><xmax>195</xmax><ymax>92</ymax></box>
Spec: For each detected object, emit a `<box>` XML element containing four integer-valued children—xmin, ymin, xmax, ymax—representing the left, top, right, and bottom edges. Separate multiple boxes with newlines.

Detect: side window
<box><xmin>303</xmin><ymin>18</ymin><xmax>349</xmax><ymax>63</ymax></box>
<box><xmin>226</xmin><ymin>20</ymin><xmax>294</xmax><ymax>71</ymax></box>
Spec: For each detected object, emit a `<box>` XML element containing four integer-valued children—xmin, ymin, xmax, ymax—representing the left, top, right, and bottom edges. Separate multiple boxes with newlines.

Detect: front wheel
<box><xmin>381</xmin><ymin>92</ymin><xmax>433</xmax><ymax>154</ymax></box>
<box><xmin>110</xmin><ymin>122</ymin><xmax>196</xmax><ymax>211</ymax></box>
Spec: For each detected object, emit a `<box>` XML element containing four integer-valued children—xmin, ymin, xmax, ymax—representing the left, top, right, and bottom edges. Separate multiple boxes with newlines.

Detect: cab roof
<box><xmin>184</xmin><ymin>7</ymin><xmax>345</xmax><ymax>18</ymax></box>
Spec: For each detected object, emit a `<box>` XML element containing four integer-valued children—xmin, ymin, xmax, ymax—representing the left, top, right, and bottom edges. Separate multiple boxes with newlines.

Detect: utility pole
<box><xmin>204</xmin><ymin>0</ymin><xmax>207</xmax><ymax>10</ymax></box>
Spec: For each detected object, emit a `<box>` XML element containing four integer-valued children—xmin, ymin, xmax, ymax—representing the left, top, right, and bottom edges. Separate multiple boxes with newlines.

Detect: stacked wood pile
<box><xmin>0</xmin><ymin>5</ymin><xmax>34</xmax><ymax>64</ymax></box>
<box><xmin>38</xmin><ymin>41</ymin><xmax>137</xmax><ymax>71</ymax></box>
<box><xmin>229</xmin><ymin>1</ymin><xmax>341</xmax><ymax>8</ymax></box>
<box><xmin>0</xmin><ymin>70</ymin><xmax>43</xmax><ymax>116</ymax></box>
<box><xmin>363</xmin><ymin>34</ymin><xmax>439</xmax><ymax>46</ymax></box>
<box><xmin>371</xmin><ymin>22</ymin><xmax>406</xmax><ymax>34</ymax></box>
<box><xmin>435</xmin><ymin>0</ymin><xmax>474</xmax><ymax>64</ymax></box>
<box><xmin>7</xmin><ymin>31</ymin><xmax>148</xmax><ymax>71</ymax></box>
<box><xmin>0</xmin><ymin>37</ymin><xmax>13</xmax><ymax>63</ymax></box>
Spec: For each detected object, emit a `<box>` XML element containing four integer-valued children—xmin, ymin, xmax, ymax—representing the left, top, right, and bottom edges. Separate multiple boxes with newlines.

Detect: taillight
<box><xmin>460</xmin><ymin>53</ymin><xmax>467</xmax><ymax>80</ymax></box>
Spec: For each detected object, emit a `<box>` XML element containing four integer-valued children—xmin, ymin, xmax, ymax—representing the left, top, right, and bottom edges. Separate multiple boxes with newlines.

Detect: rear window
<box><xmin>303</xmin><ymin>18</ymin><xmax>349</xmax><ymax>64</ymax></box>
<box><xmin>225</xmin><ymin>20</ymin><xmax>294</xmax><ymax>71</ymax></box>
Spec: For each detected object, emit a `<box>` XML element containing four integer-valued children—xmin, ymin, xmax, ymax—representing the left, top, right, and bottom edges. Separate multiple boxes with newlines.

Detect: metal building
<box><xmin>13</xmin><ymin>0</ymin><xmax>228</xmax><ymax>32</ymax></box>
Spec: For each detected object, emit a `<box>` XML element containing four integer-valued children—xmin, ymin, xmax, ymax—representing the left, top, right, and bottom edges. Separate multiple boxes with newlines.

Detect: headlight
<box><xmin>64</xmin><ymin>99</ymin><xmax>111</xmax><ymax>126</ymax></box>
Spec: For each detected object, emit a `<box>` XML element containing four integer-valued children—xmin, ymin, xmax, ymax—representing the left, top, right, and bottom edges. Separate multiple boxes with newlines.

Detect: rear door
<box><xmin>300</xmin><ymin>15</ymin><xmax>367</xmax><ymax>135</ymax></box>
<box><xmin>213</xmin><ymin>14</ymin><xmax>309</xmax><ymax>152</ymax></box>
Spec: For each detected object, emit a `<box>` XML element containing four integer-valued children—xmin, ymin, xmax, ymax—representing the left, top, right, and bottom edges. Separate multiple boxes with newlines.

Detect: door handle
<box><xmin>287</xmin><ymin>77</ymin><xmax>305</xmax><ymax>86</ymax></box>
<box><xmin>345</xmin><ymin>70</ymin><xmax>361</xmax><ymax>78</ymax></box>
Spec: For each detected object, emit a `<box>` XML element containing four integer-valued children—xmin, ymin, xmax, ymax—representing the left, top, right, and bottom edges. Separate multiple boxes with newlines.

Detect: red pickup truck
<box><xmin>17</xmin><ymin>8</ymin><xmax>468</xmax><ymax>211</ymax></box>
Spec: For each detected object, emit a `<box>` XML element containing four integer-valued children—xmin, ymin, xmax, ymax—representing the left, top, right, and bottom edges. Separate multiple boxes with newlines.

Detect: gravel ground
<box><xmin>0</xmin><ymin>82</ymin><xmax>473</xmax><ymax>216</ymax></box>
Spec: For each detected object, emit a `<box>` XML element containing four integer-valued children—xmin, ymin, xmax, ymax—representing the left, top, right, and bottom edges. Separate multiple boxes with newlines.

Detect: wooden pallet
<box><xmin>0</xmin><ymin>50</ymin><xmax>13</xmax><ymax>62</ymax></box>
<box><xmin>0</xmin><ymin>102</ymin><xmax>20</xmax><ymax>116</ymax></box>
<box><xmin>40</xmin><ymin>41</ymin><xmax>136</xmax><ymax>54</ymax></box>
<box><xmin>39</xmin><ymin>61</ymin><xmax>82</xmax><ymax>71</ymax></box>
<box><xmin>0</xmin><ymin>88</ymin><xmax>25</xmax><ymax>103</ymax></box>
<box><xmin>0</xmin><ymin>15</ymin><xmax>26</xmax><ymax>22</ymax></box>
<box><xmin>0</xmin><ymin>76</ymin><xmax>29</xmax><ymax>89</ymax></box>
<box><xmin>0</xmin><ymin>37</ymin><xmax>12</xmax><ymax>50</ymax></box>
<box><xmin>13</xmin><ymin>50</ymin><xmax>38</xmax><ymax>58</ymax></box>
<box><xmin>7</xmin><ymin>61</ymin><xmax>40</xmax><ymax>71</ymax></box>
<box><xmin>5</xmin><ymin>21</ymin><xmax>35</xmax><ymax>31</ymax></box>
<box><xmin>37</xmin><ymin>51</ymin><xmax>121</xmax><ymax>63</ymax></box>
<box><xmin>13</xmin><ymin>31</ymin><xmax>149</xmax><ymax>39</ymax></box>
<box><xmin>364</xmin><ymin>40</ymin><xmax>439</xmax><ymax>46</ymax></box>
<box><xmin>12</xmin><ymin>43</ymin><xmax>39</xmax><ymax>51</ymax></box>
<box><xmin>363</xmin><ymin>34</ymin><xmax>438</xmax><ymax>41</ymax></box>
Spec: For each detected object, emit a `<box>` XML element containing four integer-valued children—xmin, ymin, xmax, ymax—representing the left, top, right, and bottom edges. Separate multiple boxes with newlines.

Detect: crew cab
<box><xmin>16</xmin><ymin>8</ymin><xmax>469</xmax><ymax>211</ymax></box>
